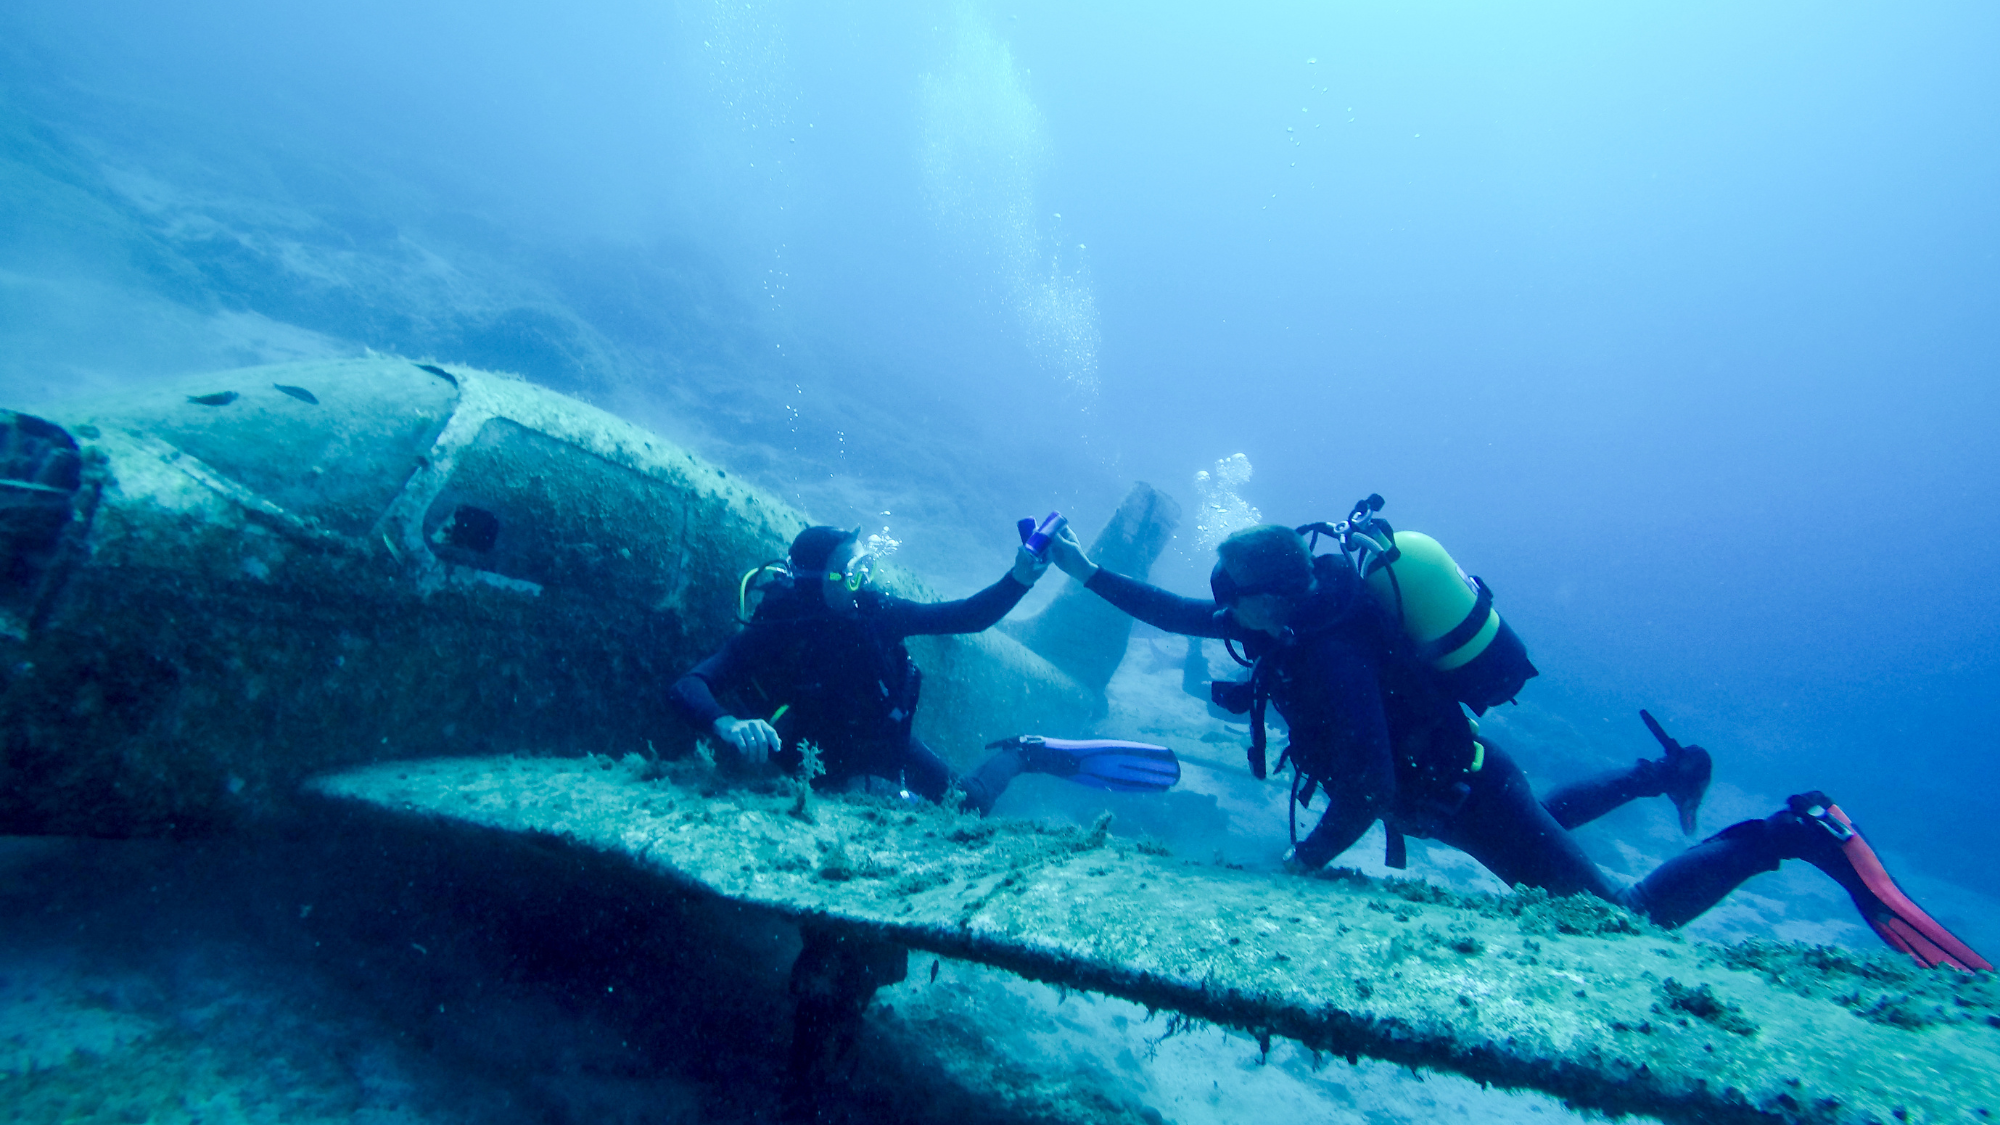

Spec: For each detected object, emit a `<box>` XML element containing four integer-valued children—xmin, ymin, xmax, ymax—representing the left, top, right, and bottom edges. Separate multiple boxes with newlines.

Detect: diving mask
<box><xmin>821</xmin><ymin>532</ymin><xmax>874</xmax><ymax>612</ymax></box>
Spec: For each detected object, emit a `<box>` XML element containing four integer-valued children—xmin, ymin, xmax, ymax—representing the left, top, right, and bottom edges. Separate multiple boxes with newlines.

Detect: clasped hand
<box><xmin>1011</xmin><ymin>543</ymin><xmax>1050</xmax><ymax>586</ymax></box>
<box><xmin>1045</xmin><ymin>523</ymin><xmax>1099</xmax><ymax>582</ymax></box>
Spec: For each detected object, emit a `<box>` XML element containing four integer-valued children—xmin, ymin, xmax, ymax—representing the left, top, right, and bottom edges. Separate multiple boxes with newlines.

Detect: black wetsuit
<box><xmin>1086</xmin><ymin>559</ymin><xmax>1781</xmax><ymax>924</ymax></box>
<box><xmin>668</xmin><ymin>572</ymin><xmax>1033</xmax><ymax>812</ymax></box>
<box><xmin>1088</xmin><ymin>557</ymin><xmax>1494</xmax><ymax>861</ymax></box>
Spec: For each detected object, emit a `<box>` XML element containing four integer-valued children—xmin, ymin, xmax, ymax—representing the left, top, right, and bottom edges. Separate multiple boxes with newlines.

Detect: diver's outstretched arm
<box><xmin>1052</xmin><ymin>522</ymin><xmax>1224</xmax><ymax>637</ymax></box>
<box><xmin>1085</xmin><ymin>569</ymin><xmax>1227</xmax><ymax>638</ymax></box>
<box><xmin>883</xmin><ymin>544</ymin><xmax>1046</xmax><ymax>637</ymax></box>
<box><xmin>881</xmin><ymin>572</ymin><xmax>1030</xmax><ymax>636</ymax></box>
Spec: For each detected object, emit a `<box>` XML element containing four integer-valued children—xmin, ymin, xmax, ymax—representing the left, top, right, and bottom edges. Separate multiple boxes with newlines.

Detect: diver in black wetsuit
<box><xmin>671</xmin><ymin>523</ymin><xmax>1172</xmax><ymax>1119</ymax></box>
<box><xmin>669</xmin><ymin>524</ymin><xmax>1084</xmax><ymax>814</ymax></box>
<box><xmin>1050</xmin><ymin>522</ymin><xmax>1991</xmax><ymax>970</ymax></box>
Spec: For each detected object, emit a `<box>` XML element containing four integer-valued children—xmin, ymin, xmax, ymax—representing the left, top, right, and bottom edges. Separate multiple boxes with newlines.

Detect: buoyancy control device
<box><xmin>731</xmin><ymin>558</ymin><xmax>925</xmax><ymax>758</ymax></box>
<box><xmin>1301</xmin><ymin>495</ymin><xmax>1537</xmax><ymax>714</ymax></box>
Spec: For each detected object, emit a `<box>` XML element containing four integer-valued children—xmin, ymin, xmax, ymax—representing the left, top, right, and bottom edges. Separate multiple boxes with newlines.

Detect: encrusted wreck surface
<box><xmin>1</xmin><ymin>358</ymin><xmax>1094</xmax><ymax>836</ymax></box>
<box><xmin>313</xmin><ymin>755</ymin><xmax>2000</xmax><ymax>1125</ymax></box>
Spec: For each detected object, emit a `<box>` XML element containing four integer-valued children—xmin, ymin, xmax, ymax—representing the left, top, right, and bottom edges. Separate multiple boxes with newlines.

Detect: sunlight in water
<box><xmin>918</xmin><ymin>14</ymin><xmax>1100</xmax><ymax>400</ymax></box>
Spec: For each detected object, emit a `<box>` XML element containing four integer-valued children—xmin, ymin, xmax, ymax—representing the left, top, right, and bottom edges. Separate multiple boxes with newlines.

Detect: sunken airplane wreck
<box><xmin>0</xmin><ymin>356</ymin><xmax>1167</xmax><ymax>837</ymax></box>
<box><xmin>7</xmin><ymin>358</ymin><xmax>1999</xmax><ymax>1124</ymax></box>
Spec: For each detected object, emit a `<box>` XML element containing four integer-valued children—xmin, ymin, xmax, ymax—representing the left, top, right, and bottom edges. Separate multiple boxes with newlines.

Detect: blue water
<box><xmin>4</xmin><ymin>0</ymin><xmax>1996</xmax><ymax>947</ymax></box>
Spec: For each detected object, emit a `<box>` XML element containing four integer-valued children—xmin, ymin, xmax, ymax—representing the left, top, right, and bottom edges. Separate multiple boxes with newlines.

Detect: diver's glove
<box><xmin>713</xmin><ymin>716</ymin><xmax>780</xmax><ymax>764</ymax></box>
<box><xmin>1047</xmin><ymin>524</ymin><xmax>1100</xmax><ymax>583</ymax></box>
<box><xmin>1011</xmin><ymin>543</ymin><xmax>1050</xmax><ymax>586</ymax></box>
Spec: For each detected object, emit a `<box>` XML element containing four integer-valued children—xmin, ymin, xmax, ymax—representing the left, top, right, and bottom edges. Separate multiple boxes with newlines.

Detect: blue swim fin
<box><xmin>988</xmin><ymin>735</ymin><xmax>1181</xmax><ymax>793</ymax></box>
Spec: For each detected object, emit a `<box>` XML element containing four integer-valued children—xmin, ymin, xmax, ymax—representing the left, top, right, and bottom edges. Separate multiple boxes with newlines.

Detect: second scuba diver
<box><xmin>1046</xmin><ymin>504</ymin><xmax>1989</xmax><ymax>971</ymax></box>
<box><xmin>668</xmin><ymin>524</ymin><xmax>1180</xmax><ymax>814</ymax></box>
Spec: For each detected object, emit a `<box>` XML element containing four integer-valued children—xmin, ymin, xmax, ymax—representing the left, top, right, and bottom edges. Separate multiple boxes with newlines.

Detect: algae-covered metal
<box><xmin>0</xmin><ymin>358</ymin><xmax>1095</xmax><ymax>836</ymax></box>
<box><xmin>313</xmin><ymin>754</ymin><xmax>2000</xmax><ymax>1125</ymax></box>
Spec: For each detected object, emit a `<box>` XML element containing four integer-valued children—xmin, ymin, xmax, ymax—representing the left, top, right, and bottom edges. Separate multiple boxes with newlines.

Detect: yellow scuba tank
<box><xmin>1365</xmin><ymin>531</ymin><xmax>1497</xmax><ymax>671</ymax></box>
<box><xmin>1303</xmin><ymin>495</ymin><xmax>1537</xmax><ymax>714</ymax></box>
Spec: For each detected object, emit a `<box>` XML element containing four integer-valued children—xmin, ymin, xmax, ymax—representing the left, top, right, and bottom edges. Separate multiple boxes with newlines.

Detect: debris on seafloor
<box><xmin>311</xmin><ymin>754</ymin><xmax>2000</xmax><ymax>1125</ymax></box>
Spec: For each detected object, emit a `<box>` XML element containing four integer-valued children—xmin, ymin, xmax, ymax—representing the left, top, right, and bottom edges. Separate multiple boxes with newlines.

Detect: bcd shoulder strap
<box><xmin>1419</xmin><ymin>575</ymin><xmax>1494</xmax><ymax>665</ymax></box>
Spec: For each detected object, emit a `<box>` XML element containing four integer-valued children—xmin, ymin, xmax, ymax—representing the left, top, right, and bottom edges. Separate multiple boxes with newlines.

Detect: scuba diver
<box><xmin>672</xmin><ymin>522</ymin><xmax>1183</xmax><ymax>1120</ymax></box>
<box><xmin>1046</xmin><ymin>503</ymin><xmax>1989</xmax><ymax>971</ymax></box>
<box><xmin>668</xmin><ymin>524</ymin><xmax>1180</xmax><ymax>814</ymax></box>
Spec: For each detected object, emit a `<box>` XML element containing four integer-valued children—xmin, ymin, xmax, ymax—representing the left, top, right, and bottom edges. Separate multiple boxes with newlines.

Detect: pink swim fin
<box><xmin>1803</xmin><ymin>796</ymin><xmax>1992</xmax><ymax>971</ymax></box>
